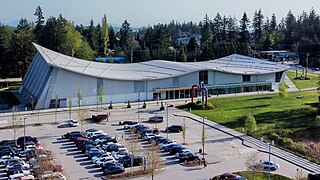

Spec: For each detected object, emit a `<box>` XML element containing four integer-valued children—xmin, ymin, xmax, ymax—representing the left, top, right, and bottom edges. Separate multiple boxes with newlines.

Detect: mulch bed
<box><xmin>102</xmin><ymin>169</ymin><xmax>147</xmax><ymax>179</ymax></box>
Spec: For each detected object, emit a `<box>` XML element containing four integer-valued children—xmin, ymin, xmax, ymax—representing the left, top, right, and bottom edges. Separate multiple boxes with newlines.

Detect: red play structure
<box><xmin>190</xmin><ymin>84</ymin><xmax>208</xmax><ymax>108</ymax></box>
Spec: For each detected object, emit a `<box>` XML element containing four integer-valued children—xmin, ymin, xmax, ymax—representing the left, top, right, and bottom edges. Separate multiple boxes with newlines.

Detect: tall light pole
<box><xmin>261</xmin><ymin>137</ymin><xmax>274</xmax><ymax>180</ymax></box>
<box><xmin>22</xmin><ymin>117</ymin><xmax>28</xmax><ymax>152</ymax></box>
<box><xmin>55</xmin><ymin>92</ymin><xmax>58</xmax><ymax>124</ymax></box>
<box><xmin>202</xmin><ymin>116</ymin><xmax>207</xmax><ymax>159</ymax></box>
<box><xmin>166</xmin><ymin>102</ymin><xmax>169</xmax><ymax>139</ymax></box>
<box><xmin>138</xmin><ymin>93</ymin><xmax>141</xmax><ymax>124</ymax></box>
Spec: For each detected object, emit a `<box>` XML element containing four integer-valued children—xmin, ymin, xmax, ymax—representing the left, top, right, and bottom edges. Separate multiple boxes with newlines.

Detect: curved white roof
<box><xmin>34</xmin><ymin>43</ymin><xmax>290</xmax><ymax>81</ymax></box>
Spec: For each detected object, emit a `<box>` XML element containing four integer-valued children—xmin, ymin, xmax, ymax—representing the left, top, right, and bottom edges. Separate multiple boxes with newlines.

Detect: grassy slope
<box><xmin>286</xmin><ymin>70</ymin><xmax>319</xmax><ymax>89</ymax></box>
<box><xmin>191</xmin><ymin>90</ymin><xmax>319</xmax><ymax>138</ymax></box>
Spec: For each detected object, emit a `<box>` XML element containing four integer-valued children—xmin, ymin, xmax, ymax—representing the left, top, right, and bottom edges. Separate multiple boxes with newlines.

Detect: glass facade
<box><xmin>153</xmin><ymin>82</ymin><xmax>272</xmax><ymax>100</ymax></box>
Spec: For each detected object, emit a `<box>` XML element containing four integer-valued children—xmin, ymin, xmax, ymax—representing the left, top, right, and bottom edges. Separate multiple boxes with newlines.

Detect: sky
<box><xmin>0</xmin><ymin>0</ymin><xmax>319</xmax><ymax>27</ymax></box>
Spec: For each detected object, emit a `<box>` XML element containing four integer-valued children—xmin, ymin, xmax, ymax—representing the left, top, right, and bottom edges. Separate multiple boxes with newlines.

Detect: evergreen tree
<box><xmin>10</xmin><ymin>19</ymin><xmax>35</xmax><ymax>78</ymax></box>
<box><xmin>200</xmin><ymin>14</ymin><xmax>214</xmax><ymax>59</ymax></box>
<box><xmin>238</xmin><ymin>12</ymin><xmax>251</xmax><ymax>55</ymax></box>
<box><xmin>0</xmin><ymin>24</ymin><xmax>14</xmax><ymax>78</ymax></box>
<box><xmin>252</xmin><ymin>9</ymin><xmax>264</xmax><ymax>50</ymax></box>
<box><xmin>177</xmin><ymin>46</ymin><xmax>187</xmax><ymax>62</ymax></box>
<box><xmin>42</xmin><ymin>15</ymin><xmax>67</xmax><ymax>51</ymax></box>
<box><xmin>33</xmin><ymin>6</ymin><xmax>45</xmax><ymax>43</ymax></box>
<box><xmin>108</xmin><ymin>26</ymin><xmax>116</xmax><ymax>50</ymax></box>
<box><xmin>270</xmin><ymin>14</ymin><xmax>277</xmax><ymax>32</ymax></box>
<box><xmin>283</xmin><ymin>10</ymin><xmax>297</xmax><ymax>50</ymax></box>
<box><xmin>101</xmin><ymin>14</ymin><xmax>109</xmax><ymax>56</ymax></box>
<box><xmin>86</xmin><ymin>19</ymin><xmax>98</xmax><ymax>51</ymax></box>
<box><xmin>119</xmin><ymin>20</ymin><xmax>132</xmax><ymax>53</ymax></box>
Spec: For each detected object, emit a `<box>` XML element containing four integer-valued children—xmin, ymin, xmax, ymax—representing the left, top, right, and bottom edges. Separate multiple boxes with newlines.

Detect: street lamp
<box><xmin>166</xmin><ymin>102</ymin><xmax>169</xmax><ymax>139</ymax></box>
<box><xmin>55</xmin><ymin>92</ymin><xmax>58</xmax><ymax>124</ymax></box>
<box><xmin>138</xmin><ymin>93</ymin><xmax>141</xmax><ymax>124</ymax></box>
<box><xmin>21</xmin><ymin>117</ymin><xmax>28</xmax><ymax>152</ymax></box>
<box><xmin>261</xmin><ymin>137</ymin><xmax>274</xmax><ymax>180</ymax></box>
<box><xmin>202</xmin><ymin>116</ymin><xmax>207</xmax><ymax>159</ymax></box>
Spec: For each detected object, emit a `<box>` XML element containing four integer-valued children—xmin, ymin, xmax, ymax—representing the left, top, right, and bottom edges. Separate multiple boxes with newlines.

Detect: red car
<box><xmin>219</xmin><ymin>173</ymin><xmax>246</xmax><ymax>180</ymax></box>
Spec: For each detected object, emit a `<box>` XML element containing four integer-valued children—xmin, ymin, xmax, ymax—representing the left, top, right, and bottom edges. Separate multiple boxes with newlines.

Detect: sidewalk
<box><xmin>172</xmin><ymin>109</ymin><xmax>320</xmax><ymax>174</ymax></box>
<box><xmin>284</xmin><ymin>74</ymin><xmax>299</xmax><ymax>92</ymax></box>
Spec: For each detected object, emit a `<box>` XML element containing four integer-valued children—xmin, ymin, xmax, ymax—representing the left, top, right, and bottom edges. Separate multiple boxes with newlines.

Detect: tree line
<box><xmin>0</xmin><ymin>6</ymin><xmax>320</xmax><ymax>79</ymax></box>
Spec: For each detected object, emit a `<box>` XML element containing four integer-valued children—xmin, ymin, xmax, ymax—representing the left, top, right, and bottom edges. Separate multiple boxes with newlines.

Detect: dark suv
<box><xmin>148</xmin><ymin>116</ymin><xmax>164</xmax><ymax>123</ymax></box>
<box><xmin>16</xmin><ymin>136</ymin><xmax>38</xmax><ymax>147</ymax></box>
<box><xmin>165</xmin><ymin>125</ymin><xmax>182</xmax><ymax>132</ymax></box>
<box><xmin>118</xmin><ymin>155</ymin><xmax>143</xmax><ymax>167</ymax></box>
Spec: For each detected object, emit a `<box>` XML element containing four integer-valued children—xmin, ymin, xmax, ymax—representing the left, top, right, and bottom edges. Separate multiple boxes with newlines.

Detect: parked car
<box><xmin>92</xmin><ymin>152</ymin><xmax>113</xmax><ymax>164</ymax></box>
<box><xmin>308</xmin><ymin>173</ymin><xmax>320</xmax><ymax>180</ymax></box>
<box><xmin>148</xmin><ymin>116</ymin><xmax>164</xmax><ymax>123</ymax></box>
<box><xmin>118</xmin><ymin>155</ymin><xmax>143</xmax><ymax>167</ymax></box>
<box><xmin>0</xmin><ymin>155</ymin><xmax>19</xmax><ymax>165</ymax></box>
<box><xmin>169</xmin><ymin>146</ymin><xmax>186</xmax><ymax>155</ymax></box>
<box><xmin>102</xmin><ymin>163</ymin><xmax>125</xmax><ymax>176</ymax></box>
<box><xmin>219</xmin><ymin>172</ymin><xmax>246</xmax><ymax>180</ymax></box>
<box><xmin>111</xmin><ymin>150</ymin><xmax>129</xmax><ymax>160</ymax></box>
<box><xmin>143</xmin><ymin>133</ymin><xmax>156</xmax><ymax>141</ymax></box>
<box><xmin>159</xmin><ymin>140</ymin><xmax>176</xmax><ymax>149</ymax></box>
<box><xmin>165</xmin><ymin>125</ymin><xmax>183</xmax><ymax>133</ymax></box>
<box><xmin>95</xmin><ymin>156</ymin><xmax>115</xmax><ymax>167</ymax></box>
<box><xmin>179</xmin><ymin>152</ymin><xmax>199</xmax><ymax>162</ymax></box>
<box><xmin>17</xmin><ymin>136</ymin><xmax>38</xmax><ymax>147</ymax></box>
<box><xmin>175</xmin><ymin>149</ymin><xmax>192</xmax><ymax>159</ymax></box>
<box><xmin>38</xmin><ymin>171</ymin><xmax>66</xmax><ymax>180</ymax></box>
<box><xmin>68</xmin><ymin>120</ymin><xmax>79</xmax><ymax>127</ymax></box>
<box><xmin>163</xmin><ymin>143</ymin><xmax>182</xmax><ymax>152</ymax></box>
<box><xmin>256</xmin><ymin>160</ymin><xmax>279</xmax><ymax>170</ymax></box>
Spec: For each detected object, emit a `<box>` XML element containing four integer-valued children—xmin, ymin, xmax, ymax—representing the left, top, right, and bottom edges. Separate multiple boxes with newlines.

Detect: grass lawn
<box><xmin>188</xmin><ymin>90</ymin><xmax>320</xmax><ymax>162</ymax></box>
<box><xmin>286</xmin><ymin>70</ymin><xmax>319</xmax><ymax>89</ymax></box>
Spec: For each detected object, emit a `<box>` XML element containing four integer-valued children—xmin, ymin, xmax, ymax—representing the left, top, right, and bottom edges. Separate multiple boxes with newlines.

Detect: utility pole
<box><xmin>166</xmin><ymin>102</ymin><xmax>169</xmax><ymax>139</ymax></box>
<box><xmin>138</xmin><ymin>93</ymin><xmax>141</xmax><ymax>124</ymax></box>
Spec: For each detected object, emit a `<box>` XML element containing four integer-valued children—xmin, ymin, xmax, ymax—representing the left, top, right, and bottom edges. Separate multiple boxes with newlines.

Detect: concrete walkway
<box><xmin>284</xmin><ymin>74</ymin><xmax>299</xmax><ymax>92</ymax></box>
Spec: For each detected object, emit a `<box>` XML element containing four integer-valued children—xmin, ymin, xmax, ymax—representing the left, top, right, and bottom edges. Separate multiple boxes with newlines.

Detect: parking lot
<box><xmin>0</xmin><ymin>102</ymin><xmax>312</xmax><ymax>179</ymax></box>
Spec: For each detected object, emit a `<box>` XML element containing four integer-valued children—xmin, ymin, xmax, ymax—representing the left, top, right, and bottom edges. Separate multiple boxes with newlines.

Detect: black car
<box><xmin>308</xmin><ymin>173</ymin><xmax>320</xmax><ymax>180</ymax></box>
<box><xmin>169</xmin><ymin>146</ymin><xmax>186</xmax><ymax>155</ymax></box>
<box><xmin>69</xmin><ymin>132</ymin><xmax>85</xmax><ymax>142</ymax></box>
<box><xmin>6</xmin><ymin>164</ymin><xmax>23</xmax><ymax>177</ymax></box>
<box><xmin>179</xmin><ymin>153</ymin><xmax>199</xmax><ymax>162</ymax></box>
<box><xmin>17</xmin><ymin>136</ymin><xmax>38</xmax><ymax>147</ymax></box>
<box><xmin>102</xmin><ymin>143</ymin><xmax>120</xmax><ymax>152</ymax></box>
<box><xmin>102</xmin><ymin>163</ymin><xmax>125</xmax><ymax>176</ymax></box>
<box><xmin>148</xmin><ymin>116</ymin><xmax>164</xmax><ymax>123</ymax></box>
<box><xmin>0</xmin><ymin>140</ymin><xmax>17</xmax><ymax>148</ymax></box>
<box><xmin>165</xmin><ymin>125</ymin><xmax>183</xmax><ymax>133</ymax></box>
<box><xmin>118</xmin><ymin>155</ymin><xmax>143</xmax><ymax>167</ymax></box>
<box><xmin>163</xmin><ymin>144</ymin><xmax>182</xmax><ymax>152</ymax></box>
<box><xmin>121</xmin><ymin>121</ymin><xmax>138</xmax><ymax>125</ymax></box>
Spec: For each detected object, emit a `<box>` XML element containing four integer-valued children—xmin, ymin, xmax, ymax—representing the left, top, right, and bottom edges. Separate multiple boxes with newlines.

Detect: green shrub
<box><xmin>315</xmin><ymin>115</ymin><xmax>320</xmax><ymax>127</ymax></box>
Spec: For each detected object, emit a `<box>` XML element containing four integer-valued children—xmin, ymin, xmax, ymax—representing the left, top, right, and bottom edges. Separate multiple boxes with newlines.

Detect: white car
<box><xmin>175</xmin><ymin>149</ymin><xmax>192</xmax><ymax>158</ymax></box>
<box><xmin>91</xmin><ymin>152</ymin><xmax>112</xmax><ymax>163</ymax></box>
<box><xmin>9</xmin><ymin>173</ymin><xmax>34</xmax><ymax>180</ymax></box>
<box><xmin>0</xmin><ymin>155</ymin><xmax>19</xmax><ymax>165</ymax></box>
<box><xmin>111</xmin><ymin>150</ymin><xmax>129</xmax><ymax>160</ymax></box>
<box><xmin>68</xmin><ymin>120</ymin><xmax>79</xmax><ymax>127</ymax></box>
<box><xmin>159</xmin><ymin>140</ymin><xmax>176</xmax><ymax>149</ymax></box>
<box><xmin>95</xmin><ymin>156</ymin><xmax>115</xmax><ymax>167</ymax></box>
<box><xmin>86</xmin><ymin>130</ymin><xmax>105</xmax><ymax>138</ymax></box>
<box><xmin>256</xmin><ymin>160</ymin><xmax>280</xmax><ymax>170</ymax></box>
<box><xmin>6</xmin><ymin>159</ymin><xmax>30</xmax><ymax>171</ymax></box>
<box><xmin>143</xmin><ymin>133</ymin><xmax>156</xmax><ymax>141</ymax></box>
<box><xmin>38</xmin><ymin>171</ymin><xmax>66</xmax><ymax>180</ymax></box>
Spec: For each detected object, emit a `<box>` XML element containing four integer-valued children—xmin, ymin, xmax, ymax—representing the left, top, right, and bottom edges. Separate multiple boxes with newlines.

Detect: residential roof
<box><xmin>33</xmin><ymin>43</ymin><xmax>290</xmax><ymax>81</ymax></box>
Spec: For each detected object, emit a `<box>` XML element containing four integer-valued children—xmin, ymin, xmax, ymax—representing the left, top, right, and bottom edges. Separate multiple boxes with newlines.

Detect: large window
<box><xmin>199</xmin><ymin>71</ymin><xmax>208</xmax><ymax>84</ymax></box>
<box><xmin>242</xmin><ymin>75</ymin><xmax>251</xmax><ymax>82</ymax></box>
<box><xmin>275</xmin><ymin>71</ymin><xmax>283</xmax><ymax>82</ymax></box>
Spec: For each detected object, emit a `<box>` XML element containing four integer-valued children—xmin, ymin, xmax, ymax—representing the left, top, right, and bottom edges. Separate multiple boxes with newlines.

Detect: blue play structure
<box><xmin>94</xmin><ymin>57</ymin><xmax>126</xmax><ymax>63</ymax></box>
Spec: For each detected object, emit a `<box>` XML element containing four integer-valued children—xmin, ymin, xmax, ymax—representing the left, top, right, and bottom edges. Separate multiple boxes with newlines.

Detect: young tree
<box><xmin>77</xmin><ymin>108</ymin><xmax>88</xmax><ymax>132</ymax></box>
<box><xmin>11</xmin><ymin>106</ymin><xmax>17</xmax><ymax>141</ymax></box>
<box><xmin>201</xmin><ymin>123</ymin><xmax>206</xmax><ymax>157</ymax></box>
<box><xmin>77</xmin><ymin>86</ymin><xmax>82</xmax><ymax>109</ymax></box>
<box><xmin>68</xmin><ymin>98</ymin><xmax>73</xmax><ymax>120</ymax></box>
<box><xmin>98</xmin><ymin>86</ymin><xmax>104</xmax><ymax>110</ymax></box>
<box><xmin>101</xmin><ymin>14</ymin><xmax>109</xmax><ymax>56</ymax></box>
<box><xmin>245</xmin><ymin>152</ymin><xmax>263</xmax><ymax>177</ymax></box>
<box><xmin>244</xmin><ymin>113</ymin><xmax>257</xmax><ymax>135</ymax></box>
<box><xmin>145</xmin><ymin>143</ymin><xmax>164</xmax><ymax>180</ymax></box>
<box><xmin>125</xmin><ymin>136</ymin><xmax>142</xmax><ymax>175</ymax></box>
<box><xmin>279</xmin><ymin>82</ymin><xmax>288</xmax><ymax>98</ymax></box>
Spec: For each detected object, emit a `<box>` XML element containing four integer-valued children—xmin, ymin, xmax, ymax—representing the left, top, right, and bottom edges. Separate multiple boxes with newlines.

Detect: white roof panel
<box><xmin>33</xmin><ymin>43</ymin><xmax>290</xmax><ymax>81</ymax></box>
